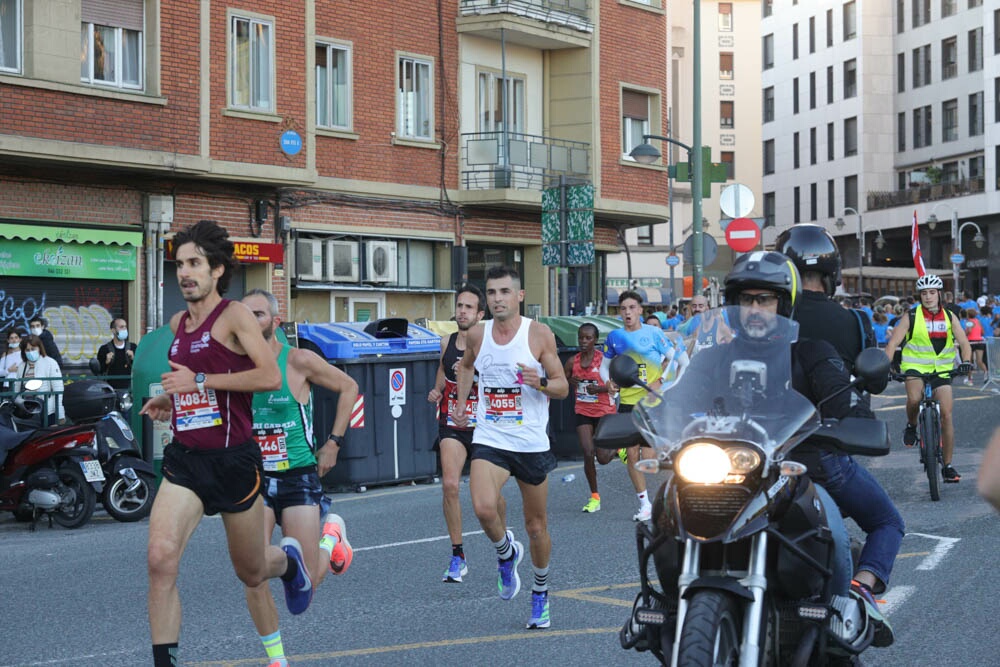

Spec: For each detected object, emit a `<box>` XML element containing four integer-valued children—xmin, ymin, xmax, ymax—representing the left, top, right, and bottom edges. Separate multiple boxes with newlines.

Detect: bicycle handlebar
<box><xmin>891</xmin><ymin>368</ymin><xmax>965</xmax><ymax>383</ymax></box>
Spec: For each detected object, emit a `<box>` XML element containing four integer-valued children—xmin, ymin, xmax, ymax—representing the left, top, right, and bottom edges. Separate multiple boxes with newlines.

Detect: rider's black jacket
<box><xmin>794</xmin><ymin>290</ymin><xmax>874</xmax><ymax>374</ymax></box>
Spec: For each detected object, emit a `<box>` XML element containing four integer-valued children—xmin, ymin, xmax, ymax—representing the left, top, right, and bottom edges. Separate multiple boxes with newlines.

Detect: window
<box><xmin>827</xmin><ymin>122</ymin><xmax>834</xmax><ymax>160</ymax></box>
<box><xmin>969</xmin><ymin>28</ymin><xmax>983</xmax><ymax>72</ymax></box>
<box><xmin>810</xmin><ymin>182</ymin><xmax>818</xmax><ymax>221</ymax></box>
<box><xmin>826</xmin><ymin>9</ymin><xmax>833</xmax><ymax>47</ymax></box>
<box><xmin>809</xmin><ymin>71</ymin><xmax>816</xmax><ymax>109</ymax></box>
<box><xmin>622</xmin><ymin>89</ymin><xmax>650</xmax><ymax>158</ymax></box>
<box><xmin>397</xmin><ymin>240</ymin><xmax>435</xmax><ymax>287</ymax></box>
<box><xmin>942</xmin><ymin>0</ymin><xmax>957</xmax><ymax>17</ymax></box>
<box><xmin>810</xmin><ymin>127</ymin><xmax>817</xmax><ymax>164</ymax></box>
<box><xmin>720</xmin><ymin>100</ymin><xmax>734</xmax><ymax>128</ymax></box>
<box><xmin>898</xmin><ymin>171</ymin><xmax>907</xmax><ymax>190</ymax></box>
<box><xmin>637</xmin><ymin>226</ymin><xmax>654</xmax><ymax>245</ymax></box>
<box><xmin>81</xmin><ymin>0</ymin><xmax>145</xmax><ymax>90</ymax></box>
<box><xmin>793</xmin><ymin>23</ymin><xmax>799</xmax><ymax>59</ymax></box>
<box><xmin>969</xmin><ymin>92</ymin><xmax>983</xmax><ymax>136</ymax></box>
<box><xmin>398</xmin><ymin>55</ymin><xmax>433</xmax><ymax>140</ymax></box>
<box><xmin>809</xmin><ymin>17</ymin><xmax>815</xmax><ymax>53</ymax></box>
<box><xmin>942</xmin><ymin>161</ymin><xmax>959</xmax><ymax>183</ymax></box>
<box><xmin>969</xmin><ymin>0</ymin><xmax>982</xmax><ymax>7</ymax></box>
<box><xmin>718</xmin><ymin>3</ymin><xmax>733</xmax><ymax>31</ymax></box>
<box><xmin>996</xmin><ymin>78</ymin><xmax>1000</xmax><ymax>123</ymax></box>
<box><xmin>844</xmin><ymin>117</ymin><xmax>858</xmax><ymax>156</ymax></box>
<box><xmin>229</xmin><ymin>15</ymin><xmax>272</xmax><ymax>110</ymax></box>
<box><xmin>720</xmin><ymin>151</ymin><xmax>735</xmax><ymax>180</ymax></box>
<box><xmin>316</xmin><ymin>42</ymin><xmax>352</xmax><ymax>130</ymax></box>
<box><xmin>827</xmin><ymin>65</ymin><xmax>834</xmax><ymax>103</ymax></box>
<box><xmin>913</xmin><ymin>0</ymin><xmax>930</xmax><ymax>28</ymax></box>
<box><xmin>719</xmin><ymin>52</ymin><xmax>733</xmax><ymax>79</ymax></box>
<box><xmin>843</xmin><ymin>59</ymin><xmax>857</xmax><ymax>98</ymax></box>
<box><xmin>793</xmin><ymin>187</ymin><xmax>801</xmax><ymax>224</ymax></box>
<box><xmin>793</xmin><ymin>132</ymin><xmax>800</xmax><ymax>168</ymax></box>
<box><xmin>941</xmin><ymin>37</ymin><xmax>957</xmax><ymax>79</ymax></box>
<box><xmin>913</xmin><ymin>105</ymin><xmax>932</xmax><ymax>148</ymax></box>
<box><xmin>897</xmin><ymin>112</ymin><xmax>906</xmax><ymax>151</ymax></box>
<box><xmin>763</xmin><ymin>192</ymin><xmax>775</xmax><ymax>228</ymax></box>
<box><xmin>969</xmin><ymin>155</ymin><xmax>984</xmax><ymax>180</ymax></box>
<box><xmin>0</xmin><ymin>0</ymin><xmax>21</xmax><ymax>73</ymax></box>
<box><xmin>897</xmin><ymin>53</ymin><xmax>905</xmax><ymax>93</ymax></box>
<box><xmin>793</xmin><ymin>77</ymin><xmax>799</xmax><ymax>114</ymax></box>
<box><xmin>827</xmin><ymin>180</ymin><xmax>835</xmax><ymax>218</ymax></box>
<box><xmin>843</xmin><ymin>1</ymin><xmax>856</xmax><ymax>41</ymax></box>
<box><xmin>942</xmin><ymin>99</ymin><xmax>958</xmax><ymax>142</ymax></box>
<box><xmin>480</xmin><ymin>71</ymin><xmax>525</xmax><ymax>136</ymax></box>
<box><xmin>762</xmin><ymin>0</ymin><xmax>773</xmax><ymax>18</ymax></box>
<box><xmin>763</xmin><ymin>86</ymin><xmax>774</xmax><ymax>122</ymax></box>
<box><xmin>763</xmin><ymin>139</ymin><xmax>775</xmax><ymax>175</ymax></box>
<box><xmin>912</xmin><ymin>45</ymin><xmax>931</xmax><ymax>88</ymax></box>
<box><xmin>844</xmin><ymin>175</ymin><xmax>858</xmax><ymax>211</ymax></box>
<box><xmin>896</xmin><ymin>0</ymin><xmax>905</xmax><ymax>33</ymax></box>
<box><xmin>996</xmin><ymin>10</ymin><xmax>1000</xmax><ymax>54</ymax></box>
<box><xmin>762</xmin><ymin>34</ymin><xmax>774</xmax><ymax>69</ymax></box>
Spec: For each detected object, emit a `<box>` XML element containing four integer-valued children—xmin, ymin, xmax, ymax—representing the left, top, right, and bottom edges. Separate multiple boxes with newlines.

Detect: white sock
<box><xmin>637</xmin><ymin>491</ymin><xmax>650</xmax><ymax>506</ymax></box>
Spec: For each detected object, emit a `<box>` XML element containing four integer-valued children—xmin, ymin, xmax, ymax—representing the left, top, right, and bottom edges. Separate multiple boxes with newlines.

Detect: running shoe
<box><xmin>850</xmin><ymin>580</ymin><xmax>894</xmax><ymax>648</ymax></box>
<box><xmin>280</xmin><ymin>536</ymin><xmax>313</xmax><ymax>615</ymax></box>
<box><xmin>582</xmin><ymin>497</ymin><xmax>601</xmax><ymax>513</ymax></box>
<box><xmin>902</xmin><ymin>423</ymin><xmax>917</xmax><ymax>448</ymax></box>
<box><xmin>633</xmin><ymin>504</ymin><xmax>652</xmax><ymax>522</ymax></box>
<box><xmin>497</xmin><ymin>529</ymin><xmax>523</xmax><ymax>600</ymax></box>
<box><xmin>443</xmin><ymin>555</ymin><xmax>469</xmax><ymax>583</ymax></box>
<box><xmin>617</xmin><ymin>448</ymin><xmax>629</xmax><ymax>465</ymax></box>
<box><xmin>320</xmin><ymin>512</ymin><xmax>354</xmax><ymax>575</ymax></box>
<box><xmin>942</xmin><ymin>464</ymin><xmax>961</xmax><ymax>483</ymax></box>
<box><xmin>526</xmin><ymin>590</ymin><xmax>551</xmax><ymax>629</ymax></box>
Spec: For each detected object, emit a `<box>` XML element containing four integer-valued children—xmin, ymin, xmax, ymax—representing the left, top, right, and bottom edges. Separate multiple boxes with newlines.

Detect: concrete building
<box><xmin>762</xmin><ymin>0</ymin><xmax>1000</xmax><ymax>299</ymax></box>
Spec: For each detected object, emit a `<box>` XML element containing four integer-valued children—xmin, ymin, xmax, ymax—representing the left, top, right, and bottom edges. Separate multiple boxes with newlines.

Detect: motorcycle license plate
<box><xmin>80</xmin><ymin>459</ymin><xmax>105</xmax><ymax>483</ymax></box>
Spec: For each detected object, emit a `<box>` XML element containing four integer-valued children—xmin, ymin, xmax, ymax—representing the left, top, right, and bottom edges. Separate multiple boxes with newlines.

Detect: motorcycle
<box><xmin>596</xmin><ymin>310</ymin><xmax>891</xmax><ymax>666</ymax></box>
<box><xmin>0</xmin><ymin>379</ymin><xmax>105</xmax><ymax>529</ymax></box>
<box><xmin>69</xmin><ymin>380</ymin><xmax>156</xmax><ymax>522</ymax></box>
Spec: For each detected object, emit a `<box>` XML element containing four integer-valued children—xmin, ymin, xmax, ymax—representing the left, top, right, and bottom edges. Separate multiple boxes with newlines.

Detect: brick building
<box><xmin>0</xmin><ymin>0</ymin><xmax>669</xmax><ymax>367</ymax></box>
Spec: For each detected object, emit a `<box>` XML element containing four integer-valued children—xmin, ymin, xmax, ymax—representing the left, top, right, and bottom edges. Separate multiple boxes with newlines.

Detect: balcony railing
<box><xmin>460</xmin><ymin>0</ymin><xmax>592</xmax><ymax>31</ymax></box>
<box><xmin>461</xmin><ymin>131</ymin><xmax>590</xmax><ymax>191</ymax></box>
<box><xmin>866</xmin><ymin>177</ymin><xmax>986</xmax><ymax>211</ymax></box>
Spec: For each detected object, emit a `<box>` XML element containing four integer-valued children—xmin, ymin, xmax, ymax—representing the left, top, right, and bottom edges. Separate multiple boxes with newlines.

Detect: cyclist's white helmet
<box><xmin>915</xmin><ymin>274</ymin><xmax>944</xmax><ymax>291</ymax></box>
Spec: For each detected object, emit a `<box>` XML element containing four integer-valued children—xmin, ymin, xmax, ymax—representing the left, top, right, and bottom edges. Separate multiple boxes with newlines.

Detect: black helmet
<box><xmin>774</xmin><ymin>223</ymin><xmax>842</xmax><ymax>296</ymax></box>
<box><xmin>724</xmin><ymin>251</ymin><xmax>802</xmax><ymax>318</ymax></box>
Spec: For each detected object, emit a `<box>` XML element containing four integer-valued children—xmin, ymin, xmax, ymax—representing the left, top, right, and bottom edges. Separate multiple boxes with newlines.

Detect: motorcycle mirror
<box><xmin>853</xmin><ymin>348</ymin><xmax>890</xmax><ymax>395</ymax></box>
<box><xmin>23</xmin><ymin>378</ymin><xmax>44</xmax><ymax>392</ymax></box>
<box><xmin>609</xmin><ymin>355</ymin><xmax>642</xmax><ymax>388</ymax></box>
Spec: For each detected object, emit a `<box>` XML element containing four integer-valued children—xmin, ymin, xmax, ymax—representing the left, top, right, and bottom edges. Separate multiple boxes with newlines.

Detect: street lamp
<box><xmin>926</xmin><ymin>204</ymin><xmax>984</xmax><ymax>301</ymax></box>
<box><xmin>835</xmin><ymin>207</ymin><xmax>863</xmax><ymax>295</ymax></box>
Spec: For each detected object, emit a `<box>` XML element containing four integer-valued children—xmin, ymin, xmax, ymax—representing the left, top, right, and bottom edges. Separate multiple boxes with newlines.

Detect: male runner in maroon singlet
<box><xmin>139</xmin><ymin>220</ymin><xmax>312</xmax><ymax>667</ymax></box>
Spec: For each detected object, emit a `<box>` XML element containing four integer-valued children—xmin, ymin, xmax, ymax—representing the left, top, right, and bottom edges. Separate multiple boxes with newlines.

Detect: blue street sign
<box><xmin>280</xmin><ymin>130</ymin><xmax>303</xmax><ymax>156</ymax></box>
<box><xmin>665</xmin><ymin>254</ymin><xmax>680</xmax><ymax>267</ymax></box>
<box><xmin>950</xmin><ymin>253</ymin><xmax>965</xmax><ymax>265</ymax></box>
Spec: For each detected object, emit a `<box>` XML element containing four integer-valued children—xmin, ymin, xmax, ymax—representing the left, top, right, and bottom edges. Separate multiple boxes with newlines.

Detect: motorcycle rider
<box><xmin>884</xmin><ymin>274</ymin><xmax>973</xmax><ymax>483</ymax></box>
<box><xmin>776</xmin><ymin>224</ymin><xmax>905</xmax><ymax>602</ymax></box>
<box><xmin>683</xmin><ymin>251</ymin><xmax>893</xmax><ymax>647</ymax></box>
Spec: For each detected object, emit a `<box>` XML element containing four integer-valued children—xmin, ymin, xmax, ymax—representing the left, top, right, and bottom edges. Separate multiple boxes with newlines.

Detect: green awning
<box><xmin>0</xmin><ymin>222</ymin><xmax>143</xmax><ymax>247</ymax></box>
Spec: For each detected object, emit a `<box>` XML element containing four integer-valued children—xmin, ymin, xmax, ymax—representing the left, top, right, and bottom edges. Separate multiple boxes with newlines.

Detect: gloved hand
<box><xmin>957</xmin><ymin>361</ymin><xmax>973</xmax><ymax>375</ymax></box>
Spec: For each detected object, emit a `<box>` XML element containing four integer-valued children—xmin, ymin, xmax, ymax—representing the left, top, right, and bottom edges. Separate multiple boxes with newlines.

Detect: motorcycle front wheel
<box><xmin>53</xmin><ymin>464</ymin><xmax>96</xmax><ymax>529</ymax></box>
<box><xmin>677</xmin><ymin>590</ymin><xmax>742</xmax><ymax>667</ymax></box>
<box><xmin>102</xmin><ymin>471</ymin><xmax>156</xmax><ymax>522</ymax></box>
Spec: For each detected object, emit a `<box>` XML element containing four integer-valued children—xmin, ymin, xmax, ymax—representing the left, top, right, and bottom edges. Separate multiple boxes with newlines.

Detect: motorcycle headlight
<box><xmin>674</xmin><ymin>444</ymin><xmax>761</xmax><ymax>484</ymax></box>
<box><xmin>119</xmin><ymin>392</ymin><xmax>133</xmax><ymax>411</ymax></box>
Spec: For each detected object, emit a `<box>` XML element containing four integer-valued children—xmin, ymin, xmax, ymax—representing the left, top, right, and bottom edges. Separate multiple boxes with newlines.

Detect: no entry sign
<box><xmin>725</xmin><ymin>217</ymin><xmax>761</xmax><ymax>253</ymax></box>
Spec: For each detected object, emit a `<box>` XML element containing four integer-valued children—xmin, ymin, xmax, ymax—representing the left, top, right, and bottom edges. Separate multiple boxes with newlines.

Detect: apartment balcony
<box><xmin>866</xmin><ymin>177</ymin><xmax>986</xmax><ymax>211</ymax></box>
<box><xmin>457</xmin><ymin>0</ymin><xmax>593</xmax><ymax>50</ymax></box>
<box><xmin>458</xmin><ymin>131</ymin><xmax>590</xmax><ymax>205</ymax></box>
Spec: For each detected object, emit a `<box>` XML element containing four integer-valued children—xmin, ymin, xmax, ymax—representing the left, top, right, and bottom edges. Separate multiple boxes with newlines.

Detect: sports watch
<box><xmin>194</xmin><ymin>372</ymin><xmax>206</xmax><ymax>393</ymax></box>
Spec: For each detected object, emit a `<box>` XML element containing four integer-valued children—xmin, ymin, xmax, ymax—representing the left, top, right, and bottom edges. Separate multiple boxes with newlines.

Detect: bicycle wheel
<box><xmin>919</xmin><ymin>408</ymin><xmax>941</xmax><ymax>501</ymax></box>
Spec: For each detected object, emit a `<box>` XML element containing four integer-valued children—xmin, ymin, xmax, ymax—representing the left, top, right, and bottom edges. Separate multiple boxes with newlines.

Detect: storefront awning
<box><xmin>637</xmin><ymin>287</ymin><xmax>666</xmax><ymax>307</ymax></box>
<box><xmin>0</xmin><ymin>222</ymin><xmax>143</xmax><ymax>246</ymax></box>
<box><xmin>606</xmin><ymin>287</ymin><xmax>624</xmax><ymax>305</ymax></box>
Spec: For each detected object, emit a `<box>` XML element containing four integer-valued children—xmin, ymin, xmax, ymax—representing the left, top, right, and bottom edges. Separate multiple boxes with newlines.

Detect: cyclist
<box><xmin>884</xmin><ymin>274</ymin><xmax>973</xmax><ymax>483</ymax></box>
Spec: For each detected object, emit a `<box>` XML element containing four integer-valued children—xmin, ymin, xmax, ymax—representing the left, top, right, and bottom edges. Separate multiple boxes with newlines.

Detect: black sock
<box><xmin>280</xmin><ymin>553</ymin><xmax>298</xmax><ymax>582</ymax></box>
<box><xmin>452</xmin><ymin>543</ymin><xmax>464</xmax><ymax>558</ymax></box>
<box><xmin>152</xmin><ymin>643</ymin><xmax>178</xmax><ymax>667</ymax></box>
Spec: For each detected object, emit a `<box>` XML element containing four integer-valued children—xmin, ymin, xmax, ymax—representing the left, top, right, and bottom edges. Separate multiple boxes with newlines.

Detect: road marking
<box><xmin>908</xmin><ymin>532</ymin><xmax>961</xmax><ymax>570</ymax></box>
<box><xmin>895</xmin><ymin>550</ymin><xmax>930</xmax><ymax>559</ymax></box>
<box><xmin>552</xmin><ymin>582</ymin><xmax>646</xmax><ymax>608</ymax></box>
<box><xmin>880</xmin><ymin>585</ymin><xmax>915</xmax><ymax>616</ymax></box>
<box><xmin>354</xmin><ymin>529</ymin><xmax>485</xmax><ymax>552</ymax></box>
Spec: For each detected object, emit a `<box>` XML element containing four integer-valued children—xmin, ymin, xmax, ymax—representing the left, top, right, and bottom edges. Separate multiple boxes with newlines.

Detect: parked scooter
<box><xmin>0</xmin><ymin>379</ymin><xmax>105</xmax><ymax>529</ymax></box>
<box><xmin>595</xmin><ymin>309</ymin><xmax>892</xmax><ymax>666</ymax></box>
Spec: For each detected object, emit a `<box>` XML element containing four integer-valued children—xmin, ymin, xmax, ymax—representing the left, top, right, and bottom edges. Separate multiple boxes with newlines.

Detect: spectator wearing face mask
<box><xmin>1</xmin><ymin>328</ymin><xmax>25</xmax><ymax>376</ymax></box>
<box><xmin>97</xmin><ymin>318</ymin><xmax>136</xmax><ymax>390</ymax></box>
<box><xmin>28</xmin><ymin>316</ymin><xmax>64</xmax><ymax>369</ymax></box>
<box><xmin>7</xmin><ymin>334</ymin><xmax>64</xmax><ymax>425</ymax></box>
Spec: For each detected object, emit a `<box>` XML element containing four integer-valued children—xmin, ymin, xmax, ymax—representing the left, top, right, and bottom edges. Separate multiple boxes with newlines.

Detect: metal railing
<box><xmin>983</xmin><ymin>338</ymin><xmax>1000</xmax><ymax>393</ymax></box>
<box><xmin>459</xmin><ymin>0</ymin><xmax>592</xmax><ymax>29</ymax></box>
<box><xmin>461</xmin><ymin>131</ymin><xmax>590</xmax><ymax>191</ymax></box>
<box><xmin>2</xmin><ymin>373</ymin><xmax>130</xmax><ymax>427</ymax></box>
<box><xmin>866</xmin><ymin>177</ymin><xmax>986</xmax><ymax>211</ymax></box>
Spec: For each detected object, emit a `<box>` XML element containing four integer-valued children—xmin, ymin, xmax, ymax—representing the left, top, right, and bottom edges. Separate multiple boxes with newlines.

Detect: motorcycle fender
<box><xmin>681</xmin><ymin>575</ymin><xmax>755</xmax><ymax>602</ymax></box>
<box><xmin>111</xmin><ymin>455</ymin><xmax>154</xmax><ymax>476</ymax></box>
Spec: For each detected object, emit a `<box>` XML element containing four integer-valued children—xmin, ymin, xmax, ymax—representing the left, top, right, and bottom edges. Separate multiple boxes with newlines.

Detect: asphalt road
<box><xmin>1</xmin><ymin>378</ymin><xmax>998</xmax><ymax>667</ymax></box>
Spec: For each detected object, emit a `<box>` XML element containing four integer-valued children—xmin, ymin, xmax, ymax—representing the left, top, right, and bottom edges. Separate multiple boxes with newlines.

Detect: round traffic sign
<box><xmin>725</xmin><ymin>217</ymin><xmax>761</xmax><ymax>253</ymax></box>
<box><xmin>719</xmin><ymin>184</ymin><xmax>755</xmax><ymax>219</ymax></box>
<box><xmin>950</xmin><ymin>253</ymin><xmax>965</xmax><ymax>265</ymax></box>
<box><xmin>666</xmin><ymin>253</ymin><xmax>680</xmax><ymax>267</ymax></box>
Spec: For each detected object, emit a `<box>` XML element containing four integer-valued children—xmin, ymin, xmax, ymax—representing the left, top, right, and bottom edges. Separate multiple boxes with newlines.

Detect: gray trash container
<box><xmin>296</xmin><ymin>318</ymin><xmax>441</xmax><ymax>490</ymax></box>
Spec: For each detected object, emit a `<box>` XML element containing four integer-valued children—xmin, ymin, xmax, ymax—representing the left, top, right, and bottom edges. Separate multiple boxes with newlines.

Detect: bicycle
<box><xmin>893</xmin><ymin>368</ymin><xmax>963</xmax><ymax>501</ymax></box>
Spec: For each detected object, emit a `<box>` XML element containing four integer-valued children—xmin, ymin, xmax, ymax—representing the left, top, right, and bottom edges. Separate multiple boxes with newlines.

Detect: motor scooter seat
<box><xmin>0</xmin><ymin>423</ymin><xmax>34</xmax><ymax>466</ymax></box>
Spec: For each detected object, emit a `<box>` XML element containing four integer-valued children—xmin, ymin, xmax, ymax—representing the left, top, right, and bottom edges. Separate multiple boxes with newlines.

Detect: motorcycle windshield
<box><xmin>636</xmin><ymin>307</ymin><xmax>820</xmax><ymax>463</ymax></box>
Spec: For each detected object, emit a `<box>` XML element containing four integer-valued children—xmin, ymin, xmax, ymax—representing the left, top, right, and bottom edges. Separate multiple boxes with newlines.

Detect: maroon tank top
<box><xmin>169</xmin><ymin>299</ymin><xmax>255</xmax><ymax>450</ymax></box>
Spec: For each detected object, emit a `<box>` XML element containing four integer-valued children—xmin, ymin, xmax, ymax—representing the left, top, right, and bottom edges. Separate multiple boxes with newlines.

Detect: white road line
<box><xmin>880</xmin><ymin>585</ymin><xmax>915</xmax><ymax>616</ymax></box>
<box><xmin>908</xmin><ymin>532</ymin><xmax>961</xmax><ymax>570</ymax></box>
<box><xmin>355</xmin><ymin>529</ymin><xmax>485</xmax><ymax>552</ymax></box>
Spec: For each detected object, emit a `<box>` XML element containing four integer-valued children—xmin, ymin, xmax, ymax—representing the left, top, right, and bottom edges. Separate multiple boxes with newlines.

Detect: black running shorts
<box><xmin>471</xmin><ymin>444</ymin><xmax>556</xmax><ymax>486</ymax></box>
<box><xmin>436</xmin><ymin>426</ymin><xmax>475</xmax><ymax>454</ymax></box>
<box><xmin>161</xmin><ymin>440</ymin><xmax>263</xmax><ymax>515</ymax></box>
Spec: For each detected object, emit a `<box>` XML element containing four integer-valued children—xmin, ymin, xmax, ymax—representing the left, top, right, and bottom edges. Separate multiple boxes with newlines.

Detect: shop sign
<box><xmin>233</xmin><ymin>242</ymin><xmax>284</xmax><ymax>264</ymax></box>
<box><xmin>0</xmin><ymin>239</ymin><xmax>136</xmax><ymax>280</ymax></box>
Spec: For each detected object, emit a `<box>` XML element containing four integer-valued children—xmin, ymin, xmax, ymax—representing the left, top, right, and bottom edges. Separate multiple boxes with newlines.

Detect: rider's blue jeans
<box><xmin>815</xmin><ymin>484</ymin><xmax>852</xmax><ymax>599</ymax></box>
<box><xmin>818</xmin><ymin>452</ymin><xmax>905</xmax><ymax>593</ymax></box>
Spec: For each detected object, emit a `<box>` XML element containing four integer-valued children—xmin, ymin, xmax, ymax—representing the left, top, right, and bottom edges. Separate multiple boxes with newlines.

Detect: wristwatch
<box><xmin>539</xmin><ymin>376</ymin><xmax>549</xmax><ymax>389</ymax></box>
<box><xmin>328</xmin><ymin>434</ymin><xmax>344</xmax><ymax>446</ymax></box>
<box><xmin>194</xmin><ymin>372</ymin><xmax>206</xmax><ymax>393</ymax></box>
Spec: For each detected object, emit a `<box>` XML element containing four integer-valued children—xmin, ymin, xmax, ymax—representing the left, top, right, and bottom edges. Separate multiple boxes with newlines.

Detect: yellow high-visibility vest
<box><xmin>900</xmin><ymin>307</ymin><xmax>956</xmax><ymax>373</ymax></box>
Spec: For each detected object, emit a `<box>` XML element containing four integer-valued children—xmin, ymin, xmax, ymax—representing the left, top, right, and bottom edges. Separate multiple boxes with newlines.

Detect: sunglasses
<box><xmin>738</xmin><ymin>293</ymin><xmax>779</xmax><ymax>307</ymax></box>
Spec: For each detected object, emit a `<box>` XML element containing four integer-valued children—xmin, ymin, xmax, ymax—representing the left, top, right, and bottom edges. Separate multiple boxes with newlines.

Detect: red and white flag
<box><xmin>911</xmin><ymin>210</ymin><xmax>926</xmax><ymax>277</ymax></box>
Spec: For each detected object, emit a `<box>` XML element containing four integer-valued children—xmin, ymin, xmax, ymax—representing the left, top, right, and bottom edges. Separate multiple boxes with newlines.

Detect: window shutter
<box><xmin>81</xmin><ymin>0</ymin><xmax>144</xmax><ymax>32</ymax></box>
<box><xmin>622</xmin><ymin>91</ymin><xmax>649</xmax><ymax>120</ymax></box>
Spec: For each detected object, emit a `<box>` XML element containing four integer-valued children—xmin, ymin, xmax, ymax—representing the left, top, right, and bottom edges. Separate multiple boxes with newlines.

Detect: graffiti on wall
<box><xmin>0</xmin><ymin>288</ymin><xmax>117</xmax><ymax>366</ymax></box>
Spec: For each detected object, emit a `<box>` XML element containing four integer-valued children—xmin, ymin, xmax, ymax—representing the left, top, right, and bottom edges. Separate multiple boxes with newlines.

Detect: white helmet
<box><xmin>915</xmin><ymin>274</ymin><xmax>944</xmax><ymax>291</ymax></box>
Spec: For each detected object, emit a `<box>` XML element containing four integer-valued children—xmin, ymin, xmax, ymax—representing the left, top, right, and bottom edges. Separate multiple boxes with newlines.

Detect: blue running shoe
<box><xmin>526</xmin><ymin>590</ymin><xmax>551</xmax><ymax>629</ymax></box>
<box><xmin>442</xmin><ymin>555</ymin><xmax>469</xmax><ymax>583</ymax></box>
<box><xmin>280</xmin><ymin>536</ymin><xmax>313</xmax><ymax>615</ymax></box>
<box><xmin>497</xmin><ymin>529</ymin><xmax>523</xmax><ymax>600</ymax></box>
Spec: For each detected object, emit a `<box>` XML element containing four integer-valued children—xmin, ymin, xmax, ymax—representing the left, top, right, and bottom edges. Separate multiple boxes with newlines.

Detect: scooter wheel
<box><xmin>102</xmin><ymin>471</ymin><xmax>156</xmax><ymax>522</ymax></box>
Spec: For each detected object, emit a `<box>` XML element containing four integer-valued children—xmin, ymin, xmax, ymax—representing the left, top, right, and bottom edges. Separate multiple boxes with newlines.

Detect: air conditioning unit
<box><xmin>326</xmin><ymin>239</ymin><xmax>359</xmax><ymax>282</ymax></box>
<box><xmin>365</xmin><ymin>241</ymin><xmax>398</xmax><ymax>283</ymax></box>
<box><xmin>295</xmin><ymin>239</ymin><xmax>324</xmax><ymax>281</ymax></box>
